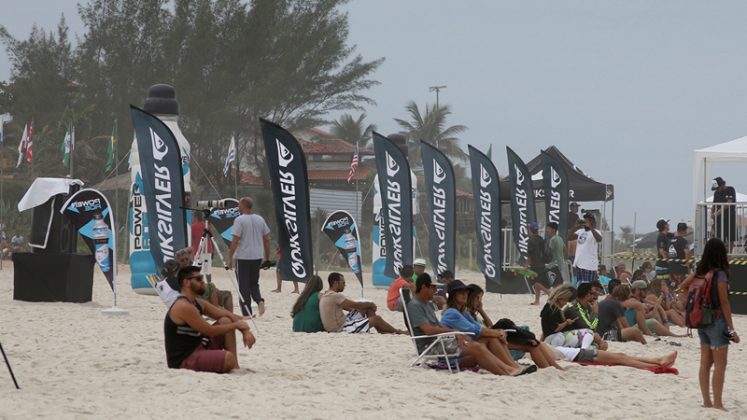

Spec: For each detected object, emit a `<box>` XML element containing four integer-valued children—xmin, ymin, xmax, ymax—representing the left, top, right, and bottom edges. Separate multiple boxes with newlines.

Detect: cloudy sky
<box><xmin>3</xmin><ymin>0</ymin><xmax>747</xmax><ymax>232</ymax></box>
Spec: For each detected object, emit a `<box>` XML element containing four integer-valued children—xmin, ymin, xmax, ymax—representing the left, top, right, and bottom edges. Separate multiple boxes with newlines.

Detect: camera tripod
<box><xmin>191</xmin><ymin>208</ymin><xmax>258</xmax><ymax>330</ymax></box>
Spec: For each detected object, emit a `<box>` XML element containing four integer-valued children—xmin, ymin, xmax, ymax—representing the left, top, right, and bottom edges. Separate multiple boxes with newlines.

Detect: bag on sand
<box><xmin>684</xmin><ymin>270</ymin><xmax>719</xmax><ymax>330</ymax></box>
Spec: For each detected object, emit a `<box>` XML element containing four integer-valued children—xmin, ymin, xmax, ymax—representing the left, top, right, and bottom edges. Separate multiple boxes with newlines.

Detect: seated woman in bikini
<box><xmin>464</xmin><ymin>283</ymin><xmax>563</xmax><ymax>370</ymax></box>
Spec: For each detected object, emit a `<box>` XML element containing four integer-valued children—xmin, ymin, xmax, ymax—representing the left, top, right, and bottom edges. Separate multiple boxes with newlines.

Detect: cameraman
<box><xmin>569</xmin><ymin>212</ymin><xmax>603</xmax><ymax>284</ymax></box>
<box><xmin>227</xmin><ymin>197</ymin><xmax>271</xmax><ymax>317</ymax></box>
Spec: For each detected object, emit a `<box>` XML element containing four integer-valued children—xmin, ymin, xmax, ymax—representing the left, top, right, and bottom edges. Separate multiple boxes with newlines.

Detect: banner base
<box><xmin>102</xmin><ymin>306</ymin><xmax>129</xmax><ymax>316</ymax></box>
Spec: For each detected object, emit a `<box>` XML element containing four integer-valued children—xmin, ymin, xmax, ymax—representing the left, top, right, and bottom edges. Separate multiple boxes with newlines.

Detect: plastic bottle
<box><xmin>342</xmin><ymin>229</ymin><xmax>360</xmax><ymax>273</ymax></box>
<box><xmin>92</xmin><ymin>213</ymin><xmax>111</xmax><ymax>273</ymax></box>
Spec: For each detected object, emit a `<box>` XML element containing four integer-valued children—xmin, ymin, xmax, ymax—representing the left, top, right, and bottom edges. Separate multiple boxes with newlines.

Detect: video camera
<box><xmin>195</xmin><ymin>199</ymin><xmax>231</xmax><ymax>210</ymax></box>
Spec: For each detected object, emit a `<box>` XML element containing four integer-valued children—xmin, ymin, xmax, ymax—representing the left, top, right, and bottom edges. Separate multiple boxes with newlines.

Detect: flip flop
<box><xmin>516</xmin><ymin>365</ymin><xmax>538</xmax><ymax>376</ymax></box>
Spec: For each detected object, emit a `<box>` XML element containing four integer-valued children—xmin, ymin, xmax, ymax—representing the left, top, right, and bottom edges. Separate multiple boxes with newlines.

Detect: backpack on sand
<box><xmin>684</xmin><ymin>270</ymin><xmax>719</xmax><ymax>331</ymax></box>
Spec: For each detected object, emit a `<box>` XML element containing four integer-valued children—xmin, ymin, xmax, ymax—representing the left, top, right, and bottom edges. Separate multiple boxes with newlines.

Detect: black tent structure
<box><xmin>489</xmin><ymin>146</ymin><xmax>616</xmax><ymax>294</ymax></box>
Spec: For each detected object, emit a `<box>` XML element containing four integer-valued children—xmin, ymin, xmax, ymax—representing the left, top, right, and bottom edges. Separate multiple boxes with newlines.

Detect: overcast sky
<box><xmin>3</xmin><ymin>1</ymin><xmax>747</xmax><ymax>232</ymax></box>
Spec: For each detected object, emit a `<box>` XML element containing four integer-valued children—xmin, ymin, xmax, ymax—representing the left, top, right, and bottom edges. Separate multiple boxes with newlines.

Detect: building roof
<box><xmin>294</xmin><ymin>127</ymin><xmax>373</xmax><ymax>156</ymax></box>
<box><xmin>307</xmin><ymin>166</ymin><xmax>370</xmax><ymax>182</ymax></box>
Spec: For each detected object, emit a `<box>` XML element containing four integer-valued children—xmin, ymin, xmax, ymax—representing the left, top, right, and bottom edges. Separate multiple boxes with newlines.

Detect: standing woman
<box><xmin>680</xmin><ymin>238</ymin><xmax>740</xmax><ymax>411</ymax></box>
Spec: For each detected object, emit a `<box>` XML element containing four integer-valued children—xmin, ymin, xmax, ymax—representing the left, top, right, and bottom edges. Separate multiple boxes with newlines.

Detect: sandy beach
<box><xmin>1</xmin><ymin>263</ymin><xmax>745</xmax><ymax>419</ymax></box>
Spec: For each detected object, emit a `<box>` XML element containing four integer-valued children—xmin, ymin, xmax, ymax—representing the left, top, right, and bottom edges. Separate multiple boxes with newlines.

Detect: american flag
<box><xmin>347</xmin><ymin>144</ymin><xmax>359</xmax><ymax>183</ymax></box>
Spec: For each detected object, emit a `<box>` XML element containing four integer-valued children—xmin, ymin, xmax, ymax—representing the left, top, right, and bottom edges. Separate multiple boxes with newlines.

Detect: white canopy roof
<box><xmin>693</xmin><ymin>135</ymin><xmax>747</xmax><ymax>206</ymax></box>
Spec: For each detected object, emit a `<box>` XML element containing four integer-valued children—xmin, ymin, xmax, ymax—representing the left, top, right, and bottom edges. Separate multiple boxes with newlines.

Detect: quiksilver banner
<box><xmin>207</xmin><ymin>198</ymin><xmax>240</xmax><ymax>247</ymax></box>
<box><xmin>542</xmin><ymin>151</ymin><xmax>569</xmax><ymax>242</ymax></box>
<box><xmin>373</xmin><ymin>132</ymin><xmax>413</xmax><ymax>278</ymax></box>
<box><xmin>468</xmin><ymin>145</ymin><xmax>502</xmax><ymax>285</ymax></box>
<box><xmin>421</xmin><ymin>141</ymin><xmax>455</xmax><ymax>277</ymax></box>
<box><xmin>506</xmin><ymin>146</ymin><xmax>537</xmax><ymax>265</ymax></box>
<box><xmin>130</xmin><ymin>106</ymin><xmax>188</xmax><ymax>275</ymax></box>
<box><xmin>321</xmin><ymin>210</ymin><xmax>363</xmax><ymax>287</ymax></box>
<box><xmin>60</xmin><ymin>188</ymin><xmax>116</xmax><ymax>289</ymax></box>
<box><xmin>260</xmin><ymin>118</ymin><xmax>313</xmax><ymax>283</ymax></box>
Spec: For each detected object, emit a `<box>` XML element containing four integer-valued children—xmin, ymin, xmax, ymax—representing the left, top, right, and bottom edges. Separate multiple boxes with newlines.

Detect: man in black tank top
<box><xmin>164</xmin><ymin>265</ymin><xmax>256</xmax><ymax>373</ymax></box>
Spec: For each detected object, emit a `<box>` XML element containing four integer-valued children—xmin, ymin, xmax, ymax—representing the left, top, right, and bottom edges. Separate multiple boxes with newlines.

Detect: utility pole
<box><xmin>428</xmin><ymin>85</ymin><xmax>447</xmax><ymax>149</ymax></box>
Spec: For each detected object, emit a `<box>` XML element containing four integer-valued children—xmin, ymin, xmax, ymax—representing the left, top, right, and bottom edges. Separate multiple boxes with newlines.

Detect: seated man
<box><xmin>563</xmin><ymin>282</ymin><xmax>607</xmax><ymax>350</ymax></box>
<box><xmin>597</xmin><ymin>284</ymin><xmax>646</xmax><ymax>344</ymax></box>
<box><xmin>412</xmin><ymin>258</ymin><xmax>427</xmax><ymax>282</ymax></box>
<box><xmin>622</xmin><ymin>280</ymin><xmax>684</xmax><ymax>337</ymax></box>
<box><xmin>406</xmin><ymin>274</ymin><xmax>534</xmax><ymax>376</ymax></box>
<box><xmin>319</xmin><ymin>272</ymin><xmax>404</xmax><ymax>334</ymax></box>
<box><xmin>164</xmin><ymin>265</ymin><xmax>255</xmax><ymax>373</ymax></box>
<box><xmin>387</xmin><ymin>265</ymin><xmax>415</xmax><ymax>312</ymax></box>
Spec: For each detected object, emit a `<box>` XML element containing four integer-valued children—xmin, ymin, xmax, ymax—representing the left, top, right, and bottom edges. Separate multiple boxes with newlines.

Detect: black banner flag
<box><xmin>468</xmin><ymin>146</ymin><xmax>502</xmax><ymax>284</ymax></box>
<box><xmin>60</xmin><ymin>188</ymin><xmax>116</xmax><ymax>289</ymax></box>
<box><xmin>373</xmin><ymin>132</ymin><xmax>413</xmax><ymax>278</ymax></box>
<box><xmin>260</xmin><ymin>118</ymin><xmax>313</xmax><ymax>283</ymax></box>
<box><xmin>542</xmin><ymin>151</ymin><xmax>569</xmax><ymax>242</ymax></box>
<box><xmin>130</xmin><ymin>106</ymin><xmax>188</xmax><ymax>275</ymax></box>
<box><xmin>506</xmin><ymin>146</ymin><xmax>537</xmax><ymax>265</ymax></box>
<box><xmin>421</xmin><ymin>141</ymin><xmax>455</xmax><ymax>277</ymax></box>
<box><xmin>321</xmin><ymin>210</ymin><xmax>363</xmax><ymax>287</ymax></box>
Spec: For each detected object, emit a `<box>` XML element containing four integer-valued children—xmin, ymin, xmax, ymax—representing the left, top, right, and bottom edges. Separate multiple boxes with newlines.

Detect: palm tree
<box><xmin>394</xmin><ymin>101</ymin><xmax>467</xmax><ymax>162</ymax></box>
<box><xmin>330</xmin><ymin>113</ymin><xmax>376</xmax><ymax>147</ymax></box>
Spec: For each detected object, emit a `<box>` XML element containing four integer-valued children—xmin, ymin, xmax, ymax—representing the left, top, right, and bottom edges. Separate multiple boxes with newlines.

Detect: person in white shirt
<box><xmin>570</xmin><ymin>213</ymin><xmax>602</xmax><ymax>284</ymax></box>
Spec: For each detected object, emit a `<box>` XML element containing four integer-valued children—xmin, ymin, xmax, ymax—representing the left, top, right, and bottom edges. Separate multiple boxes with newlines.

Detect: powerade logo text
<box><xmin>383</xmin><ymin>151</ymin><xmax>404</xmax><ymax>272</ymax></box>
<box><xmin>212</xmin><ymin>207</ymin><xmax>239</xmax><ymax>218</ymax></box>
<box><xmin>131</xmin><ymin>182</ymin><xmax>147</xmax><ymax>250</ymax></box>
<box><xmin>431</xmin><ymin>160</ymin><xmax>448</xmax><ymax>275</ymax></box>
<box><xmin>150</xmin><ymin>128</ymin><xmax>176</xmax><ymax>260</ymax></box>
<box><xmin>513</xmin><ymin>164</ymin><xmax>529</xmax><ymax>255</ymax></box>
<box><xmin>276</xmin><ymin>138</ymin><xmax>307</xmax><ymax>279</ymax></box>
<box><xmin>326</xmin><ymin>217</ymin><xmax>351</xmax><ymax>230</ymax></box>
<box><xmin>68</xmin><ymin>198</ymin><xmax>102</xmax><ymax>212</ymax></box>
<box><xmin>547</xmin><ymin>166</ymin><xmax>562</xmax><ymax>226</ymax></box>
<box><xmin>478</xmin><ymin>164</ymin><xmax>496</xmax><ymax>278</ymax></box>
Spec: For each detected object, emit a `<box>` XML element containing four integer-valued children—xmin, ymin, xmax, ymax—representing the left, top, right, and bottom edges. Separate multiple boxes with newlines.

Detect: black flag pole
<box><xmin>0</xmin><ymin>341</ymin><xmax>20</xmax><ymax>389</ymax></box>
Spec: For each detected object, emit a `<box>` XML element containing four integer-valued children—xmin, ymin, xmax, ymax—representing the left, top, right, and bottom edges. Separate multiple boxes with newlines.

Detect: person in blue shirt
<box><xmin>440</xmin><ymin>280</ymin><xmax>536</xmax><ymax>372</ymax></box>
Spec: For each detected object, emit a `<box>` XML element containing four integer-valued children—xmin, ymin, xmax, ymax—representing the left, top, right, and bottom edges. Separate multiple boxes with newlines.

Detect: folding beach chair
<box><xmin>400</xmin><ymin>288</ymin><xmax>472</xmax><ymax>373</ymax></box>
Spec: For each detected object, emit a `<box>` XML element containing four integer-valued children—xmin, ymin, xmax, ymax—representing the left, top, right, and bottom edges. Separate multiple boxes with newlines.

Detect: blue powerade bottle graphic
<box><xmin>92</xmin><ymin>213</ymin><xmax>111</xmax><ymax>272</ymax></box>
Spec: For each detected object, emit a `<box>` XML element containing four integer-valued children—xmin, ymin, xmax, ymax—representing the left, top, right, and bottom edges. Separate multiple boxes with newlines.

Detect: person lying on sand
<box><xmin>407</xmin><ymin>274</ymin><xmax>535</xmax><ymax>376</ymax></box>
<box><xmin>164</xmin><ymin>265</ymin><xmax>255</xmax><ymax>373</ymax></box>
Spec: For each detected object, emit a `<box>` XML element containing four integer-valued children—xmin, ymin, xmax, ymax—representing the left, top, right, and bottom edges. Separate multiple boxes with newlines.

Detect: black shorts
<box><xmin>529</xmin><ymin>267</ymin><xmax>550</xmax><ymax>287</ymax></box>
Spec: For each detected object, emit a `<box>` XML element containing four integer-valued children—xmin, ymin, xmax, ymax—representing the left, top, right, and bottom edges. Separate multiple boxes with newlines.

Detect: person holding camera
<box><xmin>227</xmin><ymin>197</ymin><xmax>271</xmax><ymax>317</ymax></box>
<box><xmin>569</xmin><ymin>212</ymin><xmax>603</xmax><ymax>284</ymax></box>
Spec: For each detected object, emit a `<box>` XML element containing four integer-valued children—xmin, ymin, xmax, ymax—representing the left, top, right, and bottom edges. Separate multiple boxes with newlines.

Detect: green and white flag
<box><xmin>105</xmin><ymin>123</ymin><xmax>116</xmax><ymax>172</ymax></box>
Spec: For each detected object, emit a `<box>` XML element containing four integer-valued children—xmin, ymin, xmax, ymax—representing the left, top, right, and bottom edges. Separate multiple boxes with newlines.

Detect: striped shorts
<box><xmin>342</xmin><ymin>310</ymin><xmax>370</xmax><ymax>333</ymax></box>
<box><xmin>574</xmin><ymin>268</ymin><xmax>597</xmax><ymax>284</ymax></box>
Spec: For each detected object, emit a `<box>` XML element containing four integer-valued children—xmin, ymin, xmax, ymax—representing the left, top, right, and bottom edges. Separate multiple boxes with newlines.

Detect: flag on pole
<box><xmin>487</xmin><ymin>144</ymin><xmax>492</xmax><ymax>160</ymax></box>
<box><xmin>105</xmin><ymin>123</ymin><xmax>116</xmax><ymax>172</ymax></box>
<box><xmin>223</xmin><ymin>136</ymin><xmax>236</xmax><ymax>177</ymax></box>
<box><xmin>347</xmin><ymin>143</ymin><xmax>359</xmax><ymax>183</ymax></box>
<box><xmin>16</xmin><ymin>123</ymin><xmax>28</xmax><ymax>168</ymax></box>
<box><xmin>61</xmin><ymin>123</ymin><xmax>73</xmax><ymax>167</ymax></box>
<box><xmin>25</xmin><ymin>122</ymin><xmax>33</xmax><ymax>164</ymax></box>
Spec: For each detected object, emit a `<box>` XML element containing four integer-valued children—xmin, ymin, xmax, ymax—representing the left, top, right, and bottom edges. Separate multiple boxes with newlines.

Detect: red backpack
<box><xmin>684</xmin><ymin>270</ymin><xmax>720</xmax><ymax>330</ymax></box>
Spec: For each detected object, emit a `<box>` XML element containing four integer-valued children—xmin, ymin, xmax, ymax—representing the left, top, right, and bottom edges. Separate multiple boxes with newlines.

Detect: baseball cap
<box><xmin>413</xmin><ymin>258</ymin><xmax>426</xmax><ymax>267</ymax></box>
<box><xmin>631</xmin><ymin>280</ymin><xmax>648</xmax><ymax>290</ymax></box>
<box><xmin>583</xmin><ymin>212</ymin><xmax>595</xmax><ymax>221</ymax></box>
<box><xmin>656</xmin><ymin>219</ymin><xmax>670</xmax><ymax>231</ymax></box>
<box><xmin>528</xmin><ymin>222</ymin><xmax>539</xmax><ymax>231</ymax></box>
<box><xmin>446</xmin><ymin>279</ymin><xmax>468</xmax><ymax>294</ymax></box>
<box><xmin>570</xmin><ymin>202</ymin><xmax>579</xmax><ymax>208</ymax></box>
<box><xmin>415</xmin><ymin>273</ymin><xmax>433</xmax><ymax>289</ymax></box>
<box><xmin>677</xmin><ymin>222</ymin><xmax>688</xmax><ymax>232</ymax></box>
<box><xmin>714</xmin><ymin>177</ymin><xmax>726</xmax><ymax>186</ymax></box>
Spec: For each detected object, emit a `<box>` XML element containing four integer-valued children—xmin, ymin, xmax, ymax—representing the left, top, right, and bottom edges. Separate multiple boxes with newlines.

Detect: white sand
<box><xmin>1</xmin><ymin>263</ymin><xmax>745</xmax><ymax>419</ymax></box>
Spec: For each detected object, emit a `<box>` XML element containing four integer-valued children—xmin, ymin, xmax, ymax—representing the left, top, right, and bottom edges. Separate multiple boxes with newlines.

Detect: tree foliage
<box><xmin>394</xmin><ymin>100</ymin><xmax>467</xmax><ymax>164</ymax></box>
<box><xmin>330</xmin><ymin>113</ymin><xmax>375</xmax><ymax>147</ymax></box>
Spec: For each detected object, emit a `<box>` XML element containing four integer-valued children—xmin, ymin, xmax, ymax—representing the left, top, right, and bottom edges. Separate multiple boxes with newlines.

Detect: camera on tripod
<box><xmin>195</xmin><ymin>199</ymin><xmax>230</xmax><ymax>210</ymax></box>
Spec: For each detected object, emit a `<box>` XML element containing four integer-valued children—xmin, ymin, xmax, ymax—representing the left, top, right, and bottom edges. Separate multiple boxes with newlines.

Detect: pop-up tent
<box><xmin>692</xmin><ymin>135</ymin><xmax>747</xmax><ymax>206</ymax></box>
<box><xmin>500</xmin><ymin>146</ymin><xmax>614</xmax><ymax>202</ymax></box>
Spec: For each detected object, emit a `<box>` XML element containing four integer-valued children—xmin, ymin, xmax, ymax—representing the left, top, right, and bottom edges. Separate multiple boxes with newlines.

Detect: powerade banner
<box><xmin>207</xmin><ymin>198</ymin><xmax>240</xmax><ymax>246</ymax></box>
<box><xmin>468</xmin><ymin>145</ymin><xmax>502</xmax><ymax>285</ymax></box>
<box><xmin>542</xmin><ymin>151</ymin><xmax>569</xmax><ymax>242</ymax></box>
<box><xmin>373</xmin><ymin>132</ymin><xmax>413</xmax><ymax>278</ymax></box>
<box><xmin>321</xmin><ymin>210</ymin><xmax>363</xmax><ymax>287</ymax></box>
<box><xmin>260</xmin><ymin>118</ymin><xmax>313</xmax><ymax>283</ymax></box>
<box><xmin>60</xmin><ymin>188</ymin><xmax>116</xmax><ymax>289</ymax></box>
<box><xmin>420</xmin><ymin>141</ymin><xmax>455</xmax><ymax>277</ymax></box>
<box><xmin>506</xmin><ymin>146</ymin><xmax>537</xmax><ymax>265</ymax></box>
<box><xmin>130</xmin><ymin>106</ymin><xmax>188</xmax><ymax>275</ymax></box>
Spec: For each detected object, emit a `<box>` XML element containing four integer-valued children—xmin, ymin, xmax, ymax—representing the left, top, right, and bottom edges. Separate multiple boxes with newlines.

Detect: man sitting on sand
<box><xmin>164</xmin><ymin>265</ymin><xmax>255</xmax><ymax>373</ymax></box>
<box><xmin>623</xmin><ymin>280</ymin><xmax>684</xmax><ymax>337</ymax></box>
<box><xmin>319</xmin><ymin>272</ymin><xmax>405</xmax><ymax>334</ymax></box>
<box><xmin>597</xmin><ymin>284</ymin><xmax>646</xmax><ymax>344</ymax></box>
<box><xmin>407</xmin><ymin>274</ymin><xmax>535</xmax><ymax>376</ymax></box>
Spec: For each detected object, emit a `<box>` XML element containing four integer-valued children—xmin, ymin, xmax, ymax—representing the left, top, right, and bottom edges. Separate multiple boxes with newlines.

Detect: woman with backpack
<box><xmin>680</xmin><ymin>238</ymin><xmax>740</xmax><ymax>411</ymax></box>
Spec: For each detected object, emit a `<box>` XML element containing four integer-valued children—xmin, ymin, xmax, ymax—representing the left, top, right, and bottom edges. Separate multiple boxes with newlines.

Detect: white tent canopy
<box><xmin>692</xmin><ymin>135</ymin><xmax>747</xmax><ymax>207</ymax></box>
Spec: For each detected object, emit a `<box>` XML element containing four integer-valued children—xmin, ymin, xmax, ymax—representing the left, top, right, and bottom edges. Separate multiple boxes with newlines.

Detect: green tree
<box><xmin>394</xmin><ymin>100</ymin><xmax>468</xmax><ymax>163</ymax></box>
<box><xmin>330</xmin><ymin>113</ymin><xmax>375</xmax><ymax>147</ymax></box>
